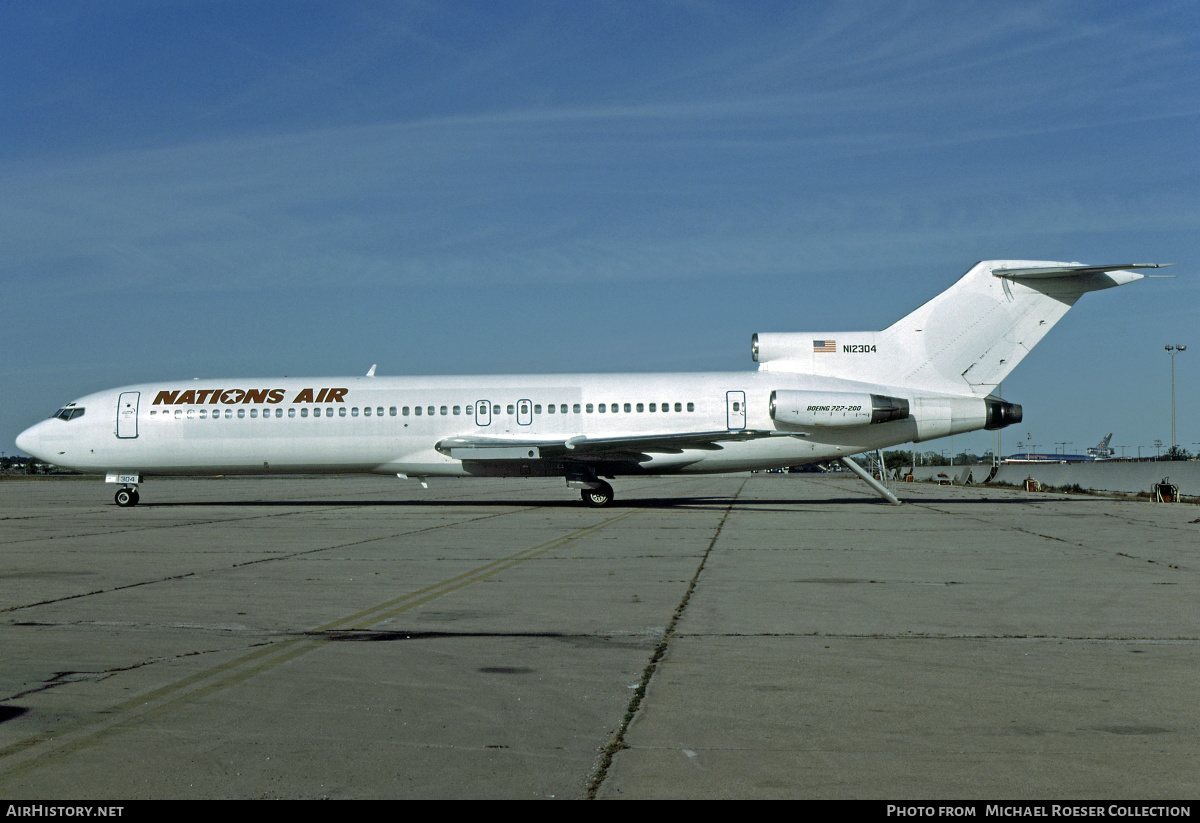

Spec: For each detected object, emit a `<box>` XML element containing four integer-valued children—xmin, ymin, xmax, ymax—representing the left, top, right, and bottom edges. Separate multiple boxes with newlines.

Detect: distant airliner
<box><xmin>16</xmin><ymin>261</ymin><xmax>1161</xmax><ymax>507</ymax></box>
<box><xmin>1087</xmin><ymin>433</ymin><xmax>1116</xmax><ymax>459</ymax></box>
<box><xmin>1007</xmin><ymin>432</ymin><xmax>1119</xmax><ymax>463</ymax></box>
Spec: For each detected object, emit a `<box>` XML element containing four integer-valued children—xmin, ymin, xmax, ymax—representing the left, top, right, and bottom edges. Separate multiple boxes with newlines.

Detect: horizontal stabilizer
<box><xmin>992</xmin><ymin>263</ymin><xmax>1171</xmax><ymax>279</ymax></box>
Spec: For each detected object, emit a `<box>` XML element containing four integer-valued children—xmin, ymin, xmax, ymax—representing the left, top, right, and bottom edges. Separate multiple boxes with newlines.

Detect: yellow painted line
<box><xmin>0</xmin><ymin>508</ymin><xmax>639</xmax><ymax>790</ymax></box>
<box><xmin>324</xmin><ymin>509</ymin><xmax>640</xmax><ymax>631</ymax></box>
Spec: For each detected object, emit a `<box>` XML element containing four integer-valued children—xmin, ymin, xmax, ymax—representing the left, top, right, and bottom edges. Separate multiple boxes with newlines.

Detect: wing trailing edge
<box><xmin>435</xmin><ymin>429</ymin><xmax>804</xmax><ymax>461</ymax></box>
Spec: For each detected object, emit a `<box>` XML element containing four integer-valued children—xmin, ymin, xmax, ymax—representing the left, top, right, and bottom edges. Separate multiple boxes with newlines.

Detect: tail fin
<box><xmin>755</xmin><ymin>260</ymin><xmax>1161</xmax><ymax>396</ymax></box>
<box><xmin>1088</xmin><ymin>433</ymin><xmax>1115</xmax><ymax>457</ymax></box>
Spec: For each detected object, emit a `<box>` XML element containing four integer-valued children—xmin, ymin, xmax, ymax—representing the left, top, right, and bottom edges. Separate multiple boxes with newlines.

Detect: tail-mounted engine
<box><xmin>770</xmin><ymin>390</ymin><xmax>909</xmax><ymax>428</ymax></box>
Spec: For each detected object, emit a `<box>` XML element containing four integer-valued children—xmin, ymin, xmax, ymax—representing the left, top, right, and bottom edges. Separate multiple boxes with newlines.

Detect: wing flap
<box><xmin>436</xmin><ymin>429</ymin><xmax>803</xmax><ymax>461</ymax></box>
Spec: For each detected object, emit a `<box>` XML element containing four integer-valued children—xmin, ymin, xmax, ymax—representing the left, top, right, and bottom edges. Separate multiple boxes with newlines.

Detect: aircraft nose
<box><xmin>16</xmin><ymin>422</ymin><xmax>44</xmax><ymax>459</ymax></box>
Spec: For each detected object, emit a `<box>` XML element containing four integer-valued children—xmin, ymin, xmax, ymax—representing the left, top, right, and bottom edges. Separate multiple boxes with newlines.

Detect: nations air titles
<box><xmin>153</xmin><ymin>388</ymin><xmax>350</xmax><ymax>406</ymax></box>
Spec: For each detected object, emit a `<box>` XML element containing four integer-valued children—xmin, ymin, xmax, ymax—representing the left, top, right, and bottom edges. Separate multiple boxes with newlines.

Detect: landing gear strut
<box><xmin>114</xmin><ymin>487</ymin><xmax>140</xmax><ymax>507</ymax></box>
<box><xmin>580</xmin><ymin>480</ymin><xmax>614</xmax><ymax>508</ymax></box>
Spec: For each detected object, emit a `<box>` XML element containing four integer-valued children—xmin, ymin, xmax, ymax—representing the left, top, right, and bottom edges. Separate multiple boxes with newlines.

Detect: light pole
<box><xmin>1166</xmin><ymin>345</ymin><xmax>1186</xmax><ymax>449</ymax></box>
<box><xmin>1154</xmin><ymin>439</ymin><xmax>1162</xmax><ymax>460</ymax></box>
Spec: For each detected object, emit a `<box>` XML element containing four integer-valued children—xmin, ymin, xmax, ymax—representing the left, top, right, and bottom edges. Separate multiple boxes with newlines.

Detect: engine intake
<box><xmin>770</xmin><ymin>390</ymin><xmax>910</xmax><ymax>427</ymax></box>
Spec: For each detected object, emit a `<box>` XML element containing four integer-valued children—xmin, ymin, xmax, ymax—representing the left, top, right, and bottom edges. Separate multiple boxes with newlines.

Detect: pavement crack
<box><xmin>585</xmin><ymin>478</ymin><xmax>745</xmax><ymax>800</ymax></box>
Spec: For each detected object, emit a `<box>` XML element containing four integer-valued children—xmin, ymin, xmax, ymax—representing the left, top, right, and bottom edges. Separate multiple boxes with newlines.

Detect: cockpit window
<box><xmin>52</xmin><ymin>407</ymin><xmax>85</xmax><ymax>421</ymax></box>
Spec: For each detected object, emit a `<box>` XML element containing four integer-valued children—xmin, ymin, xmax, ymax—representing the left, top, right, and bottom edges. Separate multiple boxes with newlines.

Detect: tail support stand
<box><xmin>840</xmin><ymin>456</ymin><xmax>902</xmax><ymax>506</ymax></box>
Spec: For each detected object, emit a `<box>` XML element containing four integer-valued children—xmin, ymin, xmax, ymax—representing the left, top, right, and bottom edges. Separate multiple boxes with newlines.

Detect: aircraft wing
<box><xmin>435</xmin><ymin>429</ymin><xmax>802</xmax><ymax>461</ymax></box>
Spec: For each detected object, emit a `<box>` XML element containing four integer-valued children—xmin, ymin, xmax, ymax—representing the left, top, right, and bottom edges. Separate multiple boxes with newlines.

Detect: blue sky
<box><xmin>3</xmin><ymin>1</ymin><xmax>1198</xmax><ymax>460</ymax></box>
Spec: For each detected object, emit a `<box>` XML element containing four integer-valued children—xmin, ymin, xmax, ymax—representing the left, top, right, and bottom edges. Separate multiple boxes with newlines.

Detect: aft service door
<box><xmin>726</xmin><ymin>390</ymin><xmax>746</xmax><ymax>431</ymax></box>
<box><xmin>517</xmin><ymin>399</ymin><xmax>533</xmax><ymax>426</ymax></box>
<box><xmin>475</xmin><ymin>399</ymin><xmax>491</xmax><ymax>427</ymax></box>
<box><xmin>117</xmin><ymin>391</ymin><xmax>140</xmax><ymax>439</ymax></box>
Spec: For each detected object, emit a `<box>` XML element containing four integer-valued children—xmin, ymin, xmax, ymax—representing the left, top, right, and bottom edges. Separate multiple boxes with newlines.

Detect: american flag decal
<box><xmin>813</xmin><ymin>339</ymin><xmax>836</xmax><ymax>352</ymax></box>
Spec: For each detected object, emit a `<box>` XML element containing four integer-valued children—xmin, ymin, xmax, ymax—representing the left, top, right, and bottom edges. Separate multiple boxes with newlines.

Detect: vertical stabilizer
<box><xmin>755</xmin><ymin>261</ymin><xmax>1157</xmax><ymax>396</ymax></box>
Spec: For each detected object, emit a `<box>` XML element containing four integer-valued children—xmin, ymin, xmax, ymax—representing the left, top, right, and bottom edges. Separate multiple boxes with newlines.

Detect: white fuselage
<box><xmin>21</xmin><ymin>259</ymin><xmax>1148</xmax><ymax>494</ymax></box>
<box><xmin>15</xmin><ymin>370</ymin><xmax>981</xmax><ymax>479</ymax></box>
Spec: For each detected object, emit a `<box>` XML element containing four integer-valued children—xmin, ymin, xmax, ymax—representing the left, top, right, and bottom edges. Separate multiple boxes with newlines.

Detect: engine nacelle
<box><xmin>752</xmin><ymin>333</ymin><xmax>811</xmax><ymax>363</ymax></box>
<box><xmin>984</xmin><ymin>398</ymin><xmax>1023</xmax><ymax>430</ymax></box>
<box><xmin>770</xmin><ymin>390</ymin><xmax>910</xmax><ymax>428</ymax></box>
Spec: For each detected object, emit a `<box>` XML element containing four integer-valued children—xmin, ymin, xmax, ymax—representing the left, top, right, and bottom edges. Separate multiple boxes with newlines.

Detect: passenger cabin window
<box><xmin>427</xmin><ymin>406</ymin><xmax>434</xmax><ymax>416</ymax></box>
<box><xmin>364</xmin><ymin>407</ymin><xmax>371</xmax><ymax>417</ymax></box>
<box><xmin>534</xmin><ymin>404</ymin><xmax>541</xmax><ymax>414</ymax></box>
<box><xmin>288</xmin><ymin>408</ymin><xmax>295</xmax><ymax>418</ymax></box>
<box><xmin>573</xmin><ymin>404</ymin><xmax>581</xmax><ymax>414</ymax></box>
<box><xmin>465</xmin><ymin>405</ymin><xmax>472</xmax><ymax>415</ymax></box>
<box><xmin>414</xmin><ymin>407</ymin><xmax>421</xmax><ymax>416</ymax></box>
<box><xmin>687</xmin><ymin>402</ymin><xmax>695</xmax><ymax>412</ymax></box>
<box><xmin>598</xmin><ymin>404</ymin><xmax>606</xmax><ymax>413</ymax></box>
<box><xmin>674</xmin><ymin>403</ymin><xmax>682</xmax><ymax>412</ymax></box>
<box><xmin>390</xmin><ymin>407</ymin><xmax>397</xmax><ymax>416</ymax></box>
<box><xmin>547</xmin><ymin>405</ymin><xmax>555</xmax><ymax>414</ymax></box>
<box><xmin>624</xmin><ymin>403</ymin><xmax>631</xmax><ymax>413</ymax></box>
<box><xmin>440</xmin><ymin>406</ymin><xmax>447</xmax><ymax>416</ymax></box>
<box><xmin>586</xmin><ymin>404</ymin><xmax>593</xmax><ymax>413</ymax></box>
<box><xmin>453</xmin><ymin>406</ymin><xmax>461</xmax><ymax>415</ymax></box>
<box><xmin>493</xmin><ymin>405</ymin><xmax>500</xmax><ymax>414</ymax></box>
<box><xmin>507</xmin><ymin>405</ymin><xmax>515</xmax><ymax>415</ymax></box>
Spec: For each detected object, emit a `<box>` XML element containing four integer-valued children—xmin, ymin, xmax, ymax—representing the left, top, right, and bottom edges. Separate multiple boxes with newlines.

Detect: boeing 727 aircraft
<box><xmin>15</xmin><ymin>260</ymin><xmax>1161</xmax><ymax>507</ymax></box>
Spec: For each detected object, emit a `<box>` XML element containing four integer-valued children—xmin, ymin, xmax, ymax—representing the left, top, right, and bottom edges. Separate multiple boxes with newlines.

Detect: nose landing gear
<box><xmin>114</xmin><ymin>487</ymin><xmax>140</xmax><ymax>507</ymax></box>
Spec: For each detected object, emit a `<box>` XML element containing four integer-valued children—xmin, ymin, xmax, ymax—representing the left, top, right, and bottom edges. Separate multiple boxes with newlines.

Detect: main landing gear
<box><xmin>567</xmin><ymin>474</ymin><xmax>615</xmax><ymax>507</ymax></box>
<box><xmin>114</xmin><ymin>487</ymin><xmax>140</xmax><ymax>507</ymax></box>
<box><xmin>580</xmin><ymin>480</ymin><xmax>614</xmax><ymax>508</ymax></box>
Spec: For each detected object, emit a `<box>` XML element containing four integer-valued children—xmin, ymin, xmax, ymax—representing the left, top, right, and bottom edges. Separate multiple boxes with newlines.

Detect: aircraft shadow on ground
<box><xmin>141</xmin><ymin>495</ymin><xmax>1086</xmax><ymax>509</ymax></box>
<box><xmin>0</xmin><ymin>706</ymin><xmax>30</xmax><ymax>725</ymax></box>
